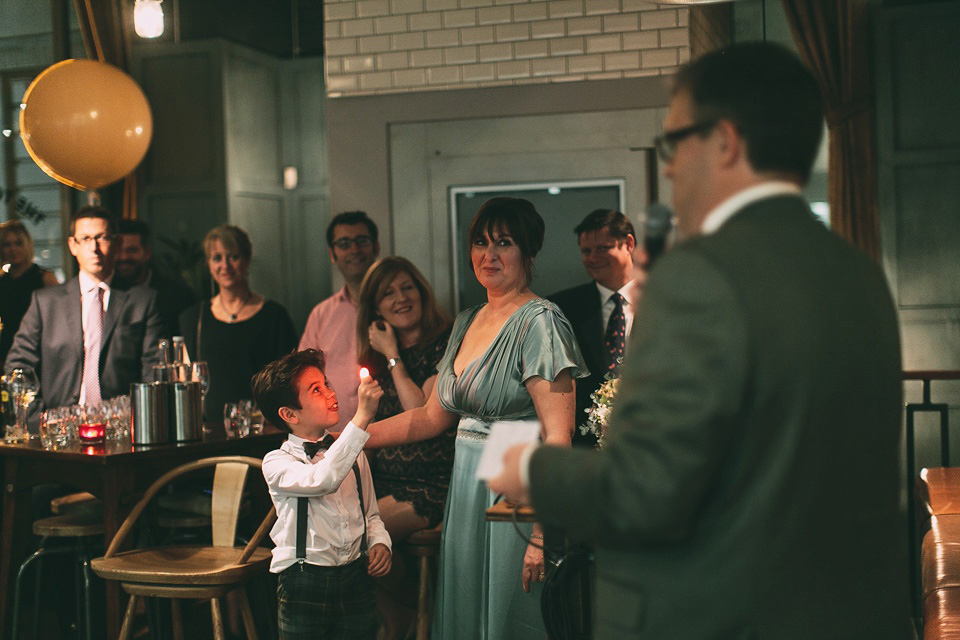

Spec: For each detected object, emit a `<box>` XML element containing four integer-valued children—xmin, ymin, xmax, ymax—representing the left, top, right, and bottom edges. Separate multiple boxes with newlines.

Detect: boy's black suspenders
<box><xmin>296</xmin><ymin>462</ymin><xmax>368</xmax><ymax>564</ymax></box>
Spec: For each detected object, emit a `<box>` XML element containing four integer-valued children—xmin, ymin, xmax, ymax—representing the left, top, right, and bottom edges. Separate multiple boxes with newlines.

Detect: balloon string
<box><xmin>81</xmin><ymin>0</ymin><xmax>106</xmax><ymax>62</ymax></box>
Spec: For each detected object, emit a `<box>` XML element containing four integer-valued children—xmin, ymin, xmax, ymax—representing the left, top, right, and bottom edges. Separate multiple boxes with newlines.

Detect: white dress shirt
<box><xmin>262</xmin><ymin>423</ymin><xmax>391</xmax><ymax>573</ymax></box>
<box><xmin>78</xmin><ymin>270</ymin><xmax>112</xmax><ymax>405</ymax></box>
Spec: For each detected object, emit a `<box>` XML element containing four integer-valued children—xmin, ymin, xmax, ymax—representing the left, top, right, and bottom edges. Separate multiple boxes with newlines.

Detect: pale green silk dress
<box><xmin>433</xmin><ymin>298</ymin><xmax>587</xmax><ymax>640</ymax></box>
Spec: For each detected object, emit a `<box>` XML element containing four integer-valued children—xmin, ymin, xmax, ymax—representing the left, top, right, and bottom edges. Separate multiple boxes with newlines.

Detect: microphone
<box><xmin>643</xmin><ymin>203</ymin><xmax>674</xmax><ymax>269</ymax></box>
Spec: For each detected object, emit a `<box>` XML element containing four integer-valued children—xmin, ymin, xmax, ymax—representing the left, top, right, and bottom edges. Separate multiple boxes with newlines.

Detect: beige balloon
<box><xmin>19</xmin><ymin>59</ymin><xmax>153</xmax><ymax>190</ymax></box>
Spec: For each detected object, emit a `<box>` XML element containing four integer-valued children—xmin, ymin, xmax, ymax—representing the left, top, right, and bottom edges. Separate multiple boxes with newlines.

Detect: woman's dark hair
<box><xmin>252</xmin><ymin>348</ymin><xmax>326</xmax><ymax>433</ymax></box>
<box><xmin>466</xmin><ymin>197</ymin><xmax>545</xmax><ymax>287</ymax></box>
<box><xmin>356</xmin><ymin>256</ymin><xmax>450</xmax><ymax>369</ymax></box>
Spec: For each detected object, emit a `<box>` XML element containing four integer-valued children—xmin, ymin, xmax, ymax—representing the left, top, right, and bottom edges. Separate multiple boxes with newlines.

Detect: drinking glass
<box><xmin>39</xmin><ymin>408</ymin><xmax>63</xmax><ymax>449</ymax></box>
<box><xmin>236</xmin><ymin>400</ymin><xmax>252</xmax><ymax>437</ymax></box>
<box><xmin>191</xmin><ymin>361</ymin><xmax>210</xmax><ymax>399</ymax></box>
<box><xmin>172</xmin><ymin>336</ymin><xmax>190</xmax><ymax>364</ymax></box>
<box><xmin>5</xmin><ymin>368</ymin><xmax>38</xmax><ymax>443</ymax></box>
<box><xmin>157</xmin><ymin>339</ymin><xmax>172</xmax><ymax>365</ymax></box>
<box><xmin>224</xmin><ymin>403</ymin><xmax>240</xmax><ymax>438</ymax></box>
<box><xmin>153</xmin><ymin>364</ymin><xmax>177</xmax><ymax>383</ymax></box>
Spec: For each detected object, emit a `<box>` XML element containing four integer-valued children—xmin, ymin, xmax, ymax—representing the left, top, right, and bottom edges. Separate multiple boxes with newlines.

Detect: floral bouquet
<box><xmin>578</xmin><ymin>372</ymin><xmax>620</xmax><ymax>448</ymax></box>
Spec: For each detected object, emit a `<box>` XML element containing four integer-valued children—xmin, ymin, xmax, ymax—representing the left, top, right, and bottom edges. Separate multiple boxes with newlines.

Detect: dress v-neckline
<box><xmin>451</xmin><ymin>299</ymin><xmax>538</xmax><ymax>378</ymax></box>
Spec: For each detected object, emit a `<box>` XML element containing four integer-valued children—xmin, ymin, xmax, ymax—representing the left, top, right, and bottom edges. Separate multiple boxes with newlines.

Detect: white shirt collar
<box><xmin>78</xmin><ymin>269</ymin><xmax>113</xmax><ymax>294</ymax></box>
<box><xmin>595</xmin><ymin>279</ymin><xmax>636</xmax><ymax>306</ymax></box>
<box><xmin>287</xmin><ymin>431</ymin><xmax>333</xmax><ymax>447</ymax></box>
<box><xmin>700</xmin><ymin>181</ymin><xmax>803</xmax><ymax>235</ymax></box>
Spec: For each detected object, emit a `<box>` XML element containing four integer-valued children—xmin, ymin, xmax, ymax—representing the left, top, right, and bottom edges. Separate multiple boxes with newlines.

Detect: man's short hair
<box><xmin>574</xmin><ymin>209</ymin><xmax>635</xmax><ymax>242</ymax></box>
<box><xmin>252</xmin><ymin>349</ymin><xmax>327</xmax><ymax>433</ymax></box>
<box><xmin>326</xmin><ymin>211</ymin><xmax>379</xmax><ymax>248</ymax></box>
<box><xmin>71</xmin><ymin>205</ymin><xmax>118</xmax><ymax>236</ymax></box>
<box><xmin>673</xmin><ymin>41</ymin><xmax>824</xmax><ymax>184</ymax></box>
<box><xmin>117</xmin><ymin>219</ymin><xmax>151</xmax><ymax>248</ymax></box>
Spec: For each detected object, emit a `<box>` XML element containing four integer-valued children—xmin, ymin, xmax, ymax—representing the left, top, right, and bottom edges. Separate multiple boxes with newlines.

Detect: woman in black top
<box><xmin>180</xmin><ymin>224</ymin><xmax>296</xmax><ymax>423</ymax></box>
<box><xmin>0</xmin><ymin>220</ymin><xmax>58</xmax><ymax>364</ymax></box>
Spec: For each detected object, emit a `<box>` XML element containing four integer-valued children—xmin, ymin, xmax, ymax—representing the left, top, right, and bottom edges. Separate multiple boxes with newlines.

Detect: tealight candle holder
<box><xmin>79</xmin><ymin>421</ymin><xmax>105</xmax><ymax>444</ymax></box>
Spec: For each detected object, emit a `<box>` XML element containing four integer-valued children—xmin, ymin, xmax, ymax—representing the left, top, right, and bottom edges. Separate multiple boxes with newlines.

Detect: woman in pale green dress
<box><xmin>365</xmin><ymin>197</ymin><xmax>586</xmax><ymax>639</ymax></box>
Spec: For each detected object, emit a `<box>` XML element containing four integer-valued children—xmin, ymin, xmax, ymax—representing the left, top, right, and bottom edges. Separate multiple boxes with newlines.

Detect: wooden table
<box><xmin>485</xmin><ymin>500</ymin><xmax>536</xmax><ymax>522</ymax></box>
<box><xmin>0</xmin><ymin>427</ymin><xmax>284</xmax><ymax>640</ymax></box>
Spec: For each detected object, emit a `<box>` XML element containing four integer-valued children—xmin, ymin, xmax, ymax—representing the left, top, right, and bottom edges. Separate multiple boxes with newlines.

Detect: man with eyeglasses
<box><xmin>6</xmin><ymin>206</ymin><xmax>163</xmax><ymax>416</ymax></box>
<box><xmin>490</xmin><ymin>42</ymin><xmax>908</xmax><ymax>638</ymax></box>
<box><xmin>299</xmin><ymin>211</ymin><xmax>380</xmax><ymax>431</ymax></box>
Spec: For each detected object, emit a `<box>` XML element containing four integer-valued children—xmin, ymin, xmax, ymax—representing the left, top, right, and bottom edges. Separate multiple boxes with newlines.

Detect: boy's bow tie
<box><xmin>303</xmin><ymin>434</ymin><xmax>335</xmax><ymax>458</ymax></box>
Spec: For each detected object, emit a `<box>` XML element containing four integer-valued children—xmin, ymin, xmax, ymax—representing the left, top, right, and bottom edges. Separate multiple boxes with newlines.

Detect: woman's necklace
<box><xmin>218</xmin><ymin>292</ymin><xmax>249</xmax><ymax>323</ymax></box>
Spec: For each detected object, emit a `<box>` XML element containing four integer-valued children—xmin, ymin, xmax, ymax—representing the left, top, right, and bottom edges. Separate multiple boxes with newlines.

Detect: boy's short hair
<box><xmin>252</xmin><ymin>349</ymin><xmax>326</xmax><ymax>433</ymax></box>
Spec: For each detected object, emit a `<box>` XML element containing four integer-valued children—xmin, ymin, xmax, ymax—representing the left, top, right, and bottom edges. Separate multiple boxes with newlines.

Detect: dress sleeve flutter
<box><xmin>518</xmin><ymin>300</ymin><xmax>589</xmax><ymax>384</ymax></box>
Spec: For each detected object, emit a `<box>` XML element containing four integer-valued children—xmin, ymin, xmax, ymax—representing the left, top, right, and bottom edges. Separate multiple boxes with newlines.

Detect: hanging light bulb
<box><xmin>134</xmin><ymin>0</ymin><xmax>165</xmax><ymax>38</ymax></box>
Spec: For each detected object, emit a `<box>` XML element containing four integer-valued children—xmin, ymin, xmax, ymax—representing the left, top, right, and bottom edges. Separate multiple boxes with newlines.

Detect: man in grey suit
<box><xmin>491</xmin><ymin>42</ymin><xmax>909</xmax><ymax>638</ymax></box>
<box><xmin>6</xmin><ymin>206</ymin><xmax>163</xmax><ymax>414</ymax></box>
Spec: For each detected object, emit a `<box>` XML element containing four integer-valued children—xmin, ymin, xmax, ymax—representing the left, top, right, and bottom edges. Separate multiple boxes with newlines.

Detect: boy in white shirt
<box><xmin>254</xmin><ymin>348</ymin><xmax>391</xmax><ymax>639</ymax></box>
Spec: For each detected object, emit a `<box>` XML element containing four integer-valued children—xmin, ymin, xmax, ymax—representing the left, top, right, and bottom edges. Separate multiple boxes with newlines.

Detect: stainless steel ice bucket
<box><xmin>168</xmin><ymin>381</ymin><xmax>202</xmax><ymax>442</ymax></box>
<box><xmin>131</xmin><ymin>382</ymin><xmax>168</xmax><ymax>446</ymax></box>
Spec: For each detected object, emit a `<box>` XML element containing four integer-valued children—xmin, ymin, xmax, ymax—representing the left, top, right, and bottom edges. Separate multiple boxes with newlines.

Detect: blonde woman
<box><xmin>0</xmin><ymin>220</ymin><xmax>57</xmax><ymax>363</ymax></box>
<box><xmin>179</xmin><ymin>224</ymin><xmax>296</xmax><ymax>422</ymax></box>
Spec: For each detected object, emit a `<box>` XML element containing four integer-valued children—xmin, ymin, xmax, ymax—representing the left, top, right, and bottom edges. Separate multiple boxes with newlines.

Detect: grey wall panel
<box><xmin>140</xmin><ymin>52</ymin><xmax>221</xmax><ymax>184</ymax></box>
<box><xmin>894</xmin><ymin>163</ymin><xmax>960</xmax><ymax>308</ymax></box>
<box><xmin>225</xmin><ymin>50</ymin><xmax>281</xmax><ymax>190</ymax></box>
<box><xmin>286</xmin><ymin>193</ymin><xmax>330</xmax><ymax>331</ymax></box>
<box><xmin>231</xmin><ymin>192</ymin><xmax>287</xmax><ymax>302</ymax></box>
<box><xmin>289</xmin><ymin>64</ymin><xmax>327</xmax><ymax>188</ymax></box>
<box><xmin>891</xmin><ymin>14</ymin><xmax>960</xmax><ymax>152</ymax></box>
<box><xmin>147</xmin><ymin>191</ymin><xmax>223</xmax><ymax>296</ymax></box>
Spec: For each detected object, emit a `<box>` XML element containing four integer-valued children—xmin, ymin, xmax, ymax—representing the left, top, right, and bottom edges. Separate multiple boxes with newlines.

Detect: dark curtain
<box><xmin>72</xmin><ymin>0</ymin><xmax>139</xmax><ymax>220</ymax></box>
<box><xmin>689</xmin><ymin>5</ymin><xmax>733</xmax><ymax>59</ymax></box>
<box><xmin>781</xmin><ymin>0</ymin><xmax>880</xmax><ymax>262</ymax></box>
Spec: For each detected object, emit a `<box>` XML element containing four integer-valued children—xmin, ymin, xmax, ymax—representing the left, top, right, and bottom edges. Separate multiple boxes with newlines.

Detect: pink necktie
<box><xmin>83</xmin><ymin>286</ymin><xmax>103</xmax><ymax>406</ymax></box>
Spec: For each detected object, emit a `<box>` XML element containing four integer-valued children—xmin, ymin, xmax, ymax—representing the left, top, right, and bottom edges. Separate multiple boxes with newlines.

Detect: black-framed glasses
<box><xmin>331</xmin><ymin>235</ymin><xmax>373</xmax><ymax>250</ymax></box>
<box><xmin>653</xmin><ymin>120</ymin><xmax>718</xmax><ymax>163</ymax></box>
<box><xmin>71</xmin><ymin>233</ymin><xmax>114</xmax><ymax>248</ymax></box>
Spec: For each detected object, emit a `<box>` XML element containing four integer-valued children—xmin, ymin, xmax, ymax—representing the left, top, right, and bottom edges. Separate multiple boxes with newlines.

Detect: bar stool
<box><xmin>11</xmin><ymin>511</ymin><xmax>104</xmax><ymax>640</ymax></box>
<box><xmin>399</xmin><ymin>524</ymin><xmax>443</xmax><ymax>640</ymax></box>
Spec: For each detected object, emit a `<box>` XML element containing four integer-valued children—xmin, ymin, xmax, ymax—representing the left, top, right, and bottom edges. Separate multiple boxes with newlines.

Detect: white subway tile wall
<box><xmin>324</xmin><ymin>0</ymin><xmax>689</xmax><ymax>96</ymax></box>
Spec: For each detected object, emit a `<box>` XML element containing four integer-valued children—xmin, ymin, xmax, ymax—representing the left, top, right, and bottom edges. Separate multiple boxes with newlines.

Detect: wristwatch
<box><xmin>387</xmin><ymin>357</ymin><xmax>399</xmax><ymax>371</ymax></box>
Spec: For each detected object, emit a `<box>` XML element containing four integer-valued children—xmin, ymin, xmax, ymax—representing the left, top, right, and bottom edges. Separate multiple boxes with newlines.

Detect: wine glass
<box><xmin>191</xmin><ymin>362</ymin><xmax>211</xmax><ymax>431</ymax></box>
<box><xmin>6</xmin><ymin>368</ymin><xmax>38</xmax><ymax>443</ymax></box>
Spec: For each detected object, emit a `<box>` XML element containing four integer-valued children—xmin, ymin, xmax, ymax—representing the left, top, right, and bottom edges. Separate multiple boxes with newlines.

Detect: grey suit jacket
<box><xmin>530</xmin><ymin>196</ymin><xmax>910</xmax><ymax>638</ymax></box>
<box><xmin>5</xmin><ymin>277</ymin><xmax>163</xmax><ymax>412</ymax></box>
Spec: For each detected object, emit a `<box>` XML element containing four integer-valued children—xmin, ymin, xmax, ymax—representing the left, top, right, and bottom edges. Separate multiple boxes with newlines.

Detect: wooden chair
<box><xmin>91</xmin><ymin>456</ymin><xmax>277</xmax><ymax>640</ymax></box>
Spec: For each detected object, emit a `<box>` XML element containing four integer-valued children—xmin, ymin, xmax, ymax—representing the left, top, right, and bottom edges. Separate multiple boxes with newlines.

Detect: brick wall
<box><xmin>324</xmin><ymin>0</ymin><xmax>689</xmax><ymax>96</ymax></box>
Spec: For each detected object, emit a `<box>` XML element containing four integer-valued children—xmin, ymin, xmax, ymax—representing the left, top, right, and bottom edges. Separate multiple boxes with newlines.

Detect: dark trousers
<box><xmin>277</xmin><ymin>556</ymin><xmax>378</xmax><ymax>640</ymax></box>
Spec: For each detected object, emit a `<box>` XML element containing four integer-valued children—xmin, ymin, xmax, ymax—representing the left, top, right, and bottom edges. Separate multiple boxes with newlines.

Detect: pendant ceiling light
<box><xmin>134</xmin><ymin>0</ymin><xmax>165</xmax><ymax>39</ymax></box>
